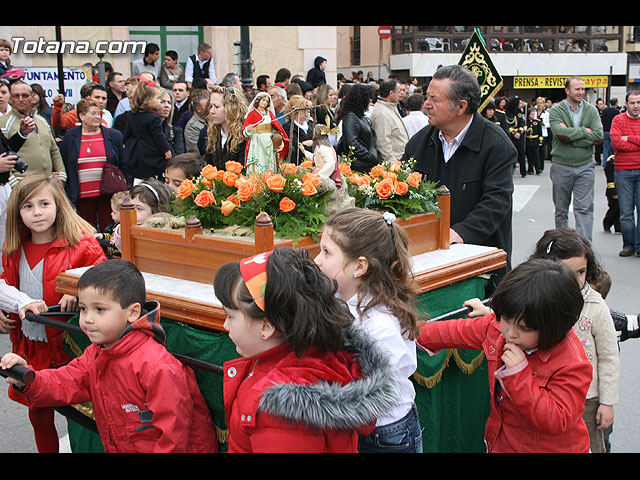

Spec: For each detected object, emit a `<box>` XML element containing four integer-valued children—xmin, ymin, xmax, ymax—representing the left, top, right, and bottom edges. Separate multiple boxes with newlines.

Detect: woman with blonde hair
<box><xmin>202</xmin><ymin>85</ymin><xmax>248</xmax><ymax>169</ymax></box>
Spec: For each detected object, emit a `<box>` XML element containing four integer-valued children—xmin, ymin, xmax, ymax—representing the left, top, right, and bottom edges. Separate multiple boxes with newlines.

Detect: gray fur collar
<box><xmin>257</xmin><ymin>324</ymin><xmax>399</xmax><ymax>431</ymax></box>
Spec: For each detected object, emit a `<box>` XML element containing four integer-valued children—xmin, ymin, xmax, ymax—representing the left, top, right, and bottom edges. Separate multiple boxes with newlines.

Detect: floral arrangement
<box><xmin>340</xmin><ymin>148</ymin><xmax>440</xmax><ymax>219</ymax></box>
<box><xmin>170</xmin><ymin>160</ymin><xmax>333</xmax><ymax>241</ymax></box>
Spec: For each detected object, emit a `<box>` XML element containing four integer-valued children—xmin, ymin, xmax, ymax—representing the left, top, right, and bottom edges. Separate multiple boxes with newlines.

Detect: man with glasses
<box><xmin>0</xmin><ymin>80</ymin><xmax>66</xmax><ymax>184</ymax></box>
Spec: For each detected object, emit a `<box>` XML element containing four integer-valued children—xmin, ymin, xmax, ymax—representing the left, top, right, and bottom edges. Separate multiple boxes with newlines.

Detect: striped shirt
<box><xmin>78</xmin><ymin>132</ymin><xmax>106</xmax><ymax>198</ymax></box>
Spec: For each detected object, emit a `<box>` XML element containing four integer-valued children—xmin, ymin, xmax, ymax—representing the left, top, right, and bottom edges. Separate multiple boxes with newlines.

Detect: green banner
<box><xmin>459</xmin><ymin>28</ymin><xmax>503</xmax><ymax>112</ymax></box>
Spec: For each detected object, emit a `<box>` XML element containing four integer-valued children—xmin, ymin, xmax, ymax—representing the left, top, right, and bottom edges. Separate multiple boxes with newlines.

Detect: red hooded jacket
<box><xmin>16</xmin><ymin>301</ymin><xmax>218</xmax><ymax>453</ymax></box>
<box><xmin>223</xmin><ymin>325</ymin><xmax>398</xmax><ymax>453</ymax></box>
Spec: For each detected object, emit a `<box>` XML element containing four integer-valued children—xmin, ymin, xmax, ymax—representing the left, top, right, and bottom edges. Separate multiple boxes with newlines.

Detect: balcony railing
<box><xmin>392</xmin><ymin>26</ymin><xmax>624</xmax><ymax>54</ymax></box>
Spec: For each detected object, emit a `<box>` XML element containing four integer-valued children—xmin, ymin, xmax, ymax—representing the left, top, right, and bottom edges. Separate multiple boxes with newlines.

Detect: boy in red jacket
<box><xmin>1</xmin><ymin>259</ymin><xmax>218</xmax><ymax>453</ymax></box>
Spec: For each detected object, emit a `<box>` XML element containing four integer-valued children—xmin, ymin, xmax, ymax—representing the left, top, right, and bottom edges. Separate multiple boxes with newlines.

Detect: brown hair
<box><xmin>3</xmin><ymin>175</ymin><xmax>96</xmax><ymax>257</ymax></box>
<box><xmin>129</xmin><ymin>178</ymin><xmax>171</xmax><ymax>214</ymax></box>
<box><xmin>76</xmin><ymin>98</ymin><xmax>100</xmax><ymax>117</ymax></box>
<box><xmin>131</xmin><ymin>80</ymin><xmax>164</xmax><ymax>113</ymax></box>
<box><xmin>529</xmin><ymin>227</ymin><xmax>602</xmax><ymax>285</ymax></box>
<box><xmin>324</xmin><ymin>208</ymin><xmax>420</xmax><ymax>340</ymax></box>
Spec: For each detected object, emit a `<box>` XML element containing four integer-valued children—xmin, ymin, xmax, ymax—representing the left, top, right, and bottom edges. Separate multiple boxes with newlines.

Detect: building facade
<box><xmin>337</xmin><ymin>26</ymin><xmax>637</xmax><ymax>104</ymax></box>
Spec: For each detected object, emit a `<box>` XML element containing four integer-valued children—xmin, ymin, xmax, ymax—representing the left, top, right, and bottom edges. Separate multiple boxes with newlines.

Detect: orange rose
<box><xmin>226</xmin><ymin>194</ymin><xmax>241</xmax><ymax>206</ymax></box>
<box><xmin>302</xmin><ymin>172</ymin><xmax>322</xmax><ymax>187</ymax></box>
<box><xmin>407</xmin><ymin>171</ymin><xmax>422</xmax><ymax>188</ymax></box>
<box><xmin>266</xmin><ymin>173</ymin><xmax>287</xmax><ymax>192</ymax></box>
<box><xmin>394</xmin><ymin>180</ymin><xmax>409</xmax><ymax>196</ymax></box>
<box><xmin>220</xmin><ymin>200</ymin><xmax>236</xmax><ymax>216</ymax></box>
<box><xmin>370</xmin><ymin>164</ymin><xmax>386</xmax><ymax>178</ymax></box>
<box><xmin>223</xmin><ymin>170</ymin><xmax>238</xmax><ymax>187</ymax></box>
<box><xmin>177</xmin><ymin>179</ymin><xmax>195</xmax><ymax>199</ymax></box>
<box><xmin>374</xmin><ymin>178</ymin><xmax>394</xmax><ymax>199</ymax></box>
<box><xmin>389</xmin><ymin>160</ymin><xmax>402</xmax><ymax>172</ymax></box>
<box><xmin>194</xmin><ymin>190</ymin><xmax>216</xmax><ymax>207</ymax></box>
<box><xmin>215</xmin><ymin>169</ymin><xmax>226</xmax><ymax>181</ymax></box>
<box><xmin>299</xmin><ymin>160</ymin><xmax>313</xmax><ymax>168</ymax></box>
<box><xmin>339</xmin><ymin>162</ymin><xmax>352</xmax><ymax>176</ymax></box>
<box><xmin>301</xmin><ymin>179</ymin><xmax>318</xmax><ymax>196</ymax></box>
<box><xmin>384</xmin><ymin>171</ymin><xmax>397</xmax><ymax>182</ymax></box>
<box><xmin>201</xmin><ymin>164</ymin><xmax>219</xmax><ymax>181</ymax></box>
<box><xmin>280</xmin><ymin>163</ymin><xmax>298</xmax><ymax>176</ymax></box>
<box><xmin>225</xmin><ymin>160</ymin><xmax>243</xmax><ymax>174</ymax></box>
<box><xmin>236</xmin><ymin>182</ymin><xmax>254</xmax><ymax>202</ymax></box>
<box><xmin>201</xmin><ymin>179</ymin><xmax>213</xmax><ymax>188</ymax></box>
<box><xmin>360</xmin><ymin>174</ymin><xmax>372</xmax><ymax>186</ymax></box>
<box><xmin>279</xmin><ymin>196</ymin><xmax>296</xmax><ymax>213</ymax></box>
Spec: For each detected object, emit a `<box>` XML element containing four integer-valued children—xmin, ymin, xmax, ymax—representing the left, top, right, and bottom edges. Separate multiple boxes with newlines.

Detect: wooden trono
<box><xmin>55</xmin><ymin>189</ymin><xmax>506</xmax><ymax>331</ymax></box>
<box><xmin>119</xmin><ymin>190</ymin><xmax>452</xmax><ymax>285</ymax></box>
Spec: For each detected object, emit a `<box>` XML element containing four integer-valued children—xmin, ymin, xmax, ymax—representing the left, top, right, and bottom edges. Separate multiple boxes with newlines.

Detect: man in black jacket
<box><xmin>400</xmin><ymin>65</ymin><xmax>516</xmax><ymax>281</ymax></box>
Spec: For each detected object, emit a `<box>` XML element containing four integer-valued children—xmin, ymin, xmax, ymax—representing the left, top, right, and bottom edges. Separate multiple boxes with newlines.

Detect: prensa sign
<box><xmin>513</xmin><ymin>76</ymin><xmax>609</xmax><ymax>89</ymax></box>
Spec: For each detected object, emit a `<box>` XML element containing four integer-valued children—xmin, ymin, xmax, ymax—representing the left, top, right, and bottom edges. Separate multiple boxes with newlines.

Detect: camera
<box><xmin>6</xmin><ymin>151</ymin><xmax>28</xmax><ymax>174</ymax></box>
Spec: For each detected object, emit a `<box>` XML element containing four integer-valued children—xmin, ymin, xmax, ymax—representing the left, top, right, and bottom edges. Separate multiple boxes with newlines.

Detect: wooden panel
<box><xmin>117</xmin><ymin>191</ymin><xmax>451</xmax><ymax>286</ymax></box>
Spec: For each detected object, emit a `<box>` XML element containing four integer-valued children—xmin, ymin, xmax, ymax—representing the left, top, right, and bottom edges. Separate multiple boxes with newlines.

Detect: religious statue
<box><xmin>242</xmin><ymin>91</ymin><xmax>289</xmax><ymax>175</ymax></box>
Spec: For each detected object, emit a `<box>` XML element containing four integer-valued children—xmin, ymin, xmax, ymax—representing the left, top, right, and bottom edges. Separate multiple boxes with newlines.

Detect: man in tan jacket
<box><xmin>370</xmin><ymin>79</ymin><xmax>409</xmax><ymax>163</ymax></box>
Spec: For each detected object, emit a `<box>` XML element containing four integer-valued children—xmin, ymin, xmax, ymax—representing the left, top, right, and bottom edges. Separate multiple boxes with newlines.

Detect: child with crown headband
<box><xmin>1</xmin><ymin>259</ymin><xmax>218</xmax><ymax>453</ymax></box>
<box><xmin>213</xmin><ymin>246</ymin><xmax>398</xmax><ymax>453</ymax></box>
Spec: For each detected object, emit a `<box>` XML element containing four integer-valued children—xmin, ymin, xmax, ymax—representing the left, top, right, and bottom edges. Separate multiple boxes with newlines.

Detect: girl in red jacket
<box><xmin>1</xmin><ymin>174</ymin><xmax>106</xmax><ymax>452</ymax></box>
<box><xmin>213</xmin><ymin>247</ymin><xmax>398</xmax><ymax>453</ymax></box>
<box><xmin>418</xmin><ymin>259</ymin><xmax>593</xmax><ymax>453</ymax></box>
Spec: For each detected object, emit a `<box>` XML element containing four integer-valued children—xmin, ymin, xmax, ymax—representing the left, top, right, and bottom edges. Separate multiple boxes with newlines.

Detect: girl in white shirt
<box><xmin>315</xmin><ymin>207</ymin><xmax>422</xmax><ymax>453</ymax></box>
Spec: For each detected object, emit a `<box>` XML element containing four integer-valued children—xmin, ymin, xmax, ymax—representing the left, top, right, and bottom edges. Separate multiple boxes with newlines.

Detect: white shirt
<box><xmin>345</xmin><ymin>293</ymin><xmax>417</xmax><ymax>426</ymax></box>
<box><xmin>439</xmin><ymin>115</ymin><xmax>473</xmax><ymax>163</ymax></box>
<box><xmin>402</xmin><ymin>110</ymin><xmax>429</xmax><ymax>138</ymax></box>
<box><xmin>185</xmin><ymin>55</ymin><xmax>217</xmax><ymax>84</ymax></box>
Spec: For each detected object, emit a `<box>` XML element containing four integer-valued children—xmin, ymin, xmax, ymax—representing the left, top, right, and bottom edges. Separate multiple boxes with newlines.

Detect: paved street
<box><xmin>0</xmin><ymin>159</ymin><xmax>638</xmax><ymax>453</ymax></box>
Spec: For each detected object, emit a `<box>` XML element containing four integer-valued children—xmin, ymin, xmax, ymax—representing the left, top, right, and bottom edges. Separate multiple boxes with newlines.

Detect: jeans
<box><xmin>615</xmin><ymin>168</ymin><xmax>640</xmax><ymax>252</ymax></box>
<box><xmin>357</xmin><ymin>403</ymin><xmax>423</xmax><ymax>453</ymax></box>
<box><xmin>550</xmin><ymin>161</ymin><xmax>595</xmax><ymax>242</ymax></box>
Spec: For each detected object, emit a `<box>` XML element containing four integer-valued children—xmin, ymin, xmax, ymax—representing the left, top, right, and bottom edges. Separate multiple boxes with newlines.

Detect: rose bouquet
<box><xmin>340</xmin><ymin>150</ymin><xmax>440</xmax><ymax>219</ymax></box>
<box><xmin>170</xmin><ymin>160</ymin><xmax>332</xmax><ymax>241</ymax></box>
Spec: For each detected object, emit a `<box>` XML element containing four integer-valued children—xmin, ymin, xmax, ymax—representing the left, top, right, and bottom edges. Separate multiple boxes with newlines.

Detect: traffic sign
<box><xmin>378</xmin><ymin>26</ymin><xmax>392</xmax><ymax>39</ymax></box>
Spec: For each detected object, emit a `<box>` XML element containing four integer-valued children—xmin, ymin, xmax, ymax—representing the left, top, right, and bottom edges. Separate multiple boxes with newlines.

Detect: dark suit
<box><xmin>400</xmin><ymin>112</ymin><xmax>516</xmax><ymax>278</ymax></box>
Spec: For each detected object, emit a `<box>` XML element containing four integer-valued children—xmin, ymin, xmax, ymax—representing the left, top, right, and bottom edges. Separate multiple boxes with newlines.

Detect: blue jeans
<box><xmin>358</xmin><ymin>403</ymin><xmax>423</xmax><ymax>453</ymax></box>
<box><xmin>615</xmin><ymin>168</ymin><xmax>640</xmax><ymax>252</ymax></box>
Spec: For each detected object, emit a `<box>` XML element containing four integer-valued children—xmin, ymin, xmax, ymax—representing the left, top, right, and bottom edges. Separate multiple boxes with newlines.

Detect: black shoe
<box><xmin>619</xmin><ymin>248</ymin><xmax>635</xmax><ymax>257</ymax></box>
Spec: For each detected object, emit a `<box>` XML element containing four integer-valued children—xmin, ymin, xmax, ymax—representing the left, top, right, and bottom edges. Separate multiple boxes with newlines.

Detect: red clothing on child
<box><xmin>2</xmin><ymin>234</ymin><xmax>106</xmax><ymax>372</ymax></box>
<box><xmin>16</xmin><ymin>302</ymin><xmax>218</xmax><ymax>453</ymax></box>
<box><xmin>417</xmin><ymin>313</ymin><xmax>592</xmax><ymax>453</ymax></box>
<box><xmin>223</xmin><ymin>325</ymin><xmax>398</xmax><ymax>453</ymax></box>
